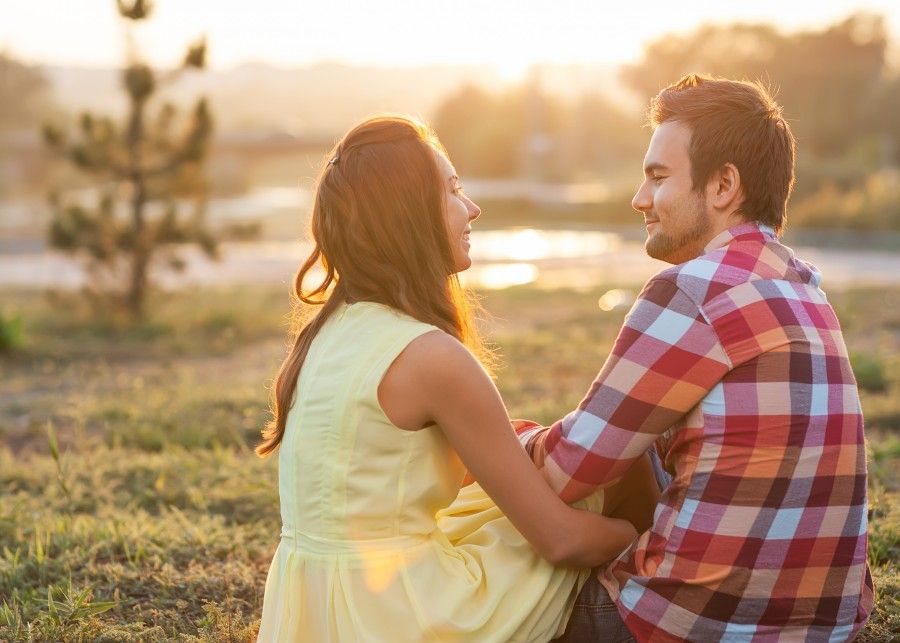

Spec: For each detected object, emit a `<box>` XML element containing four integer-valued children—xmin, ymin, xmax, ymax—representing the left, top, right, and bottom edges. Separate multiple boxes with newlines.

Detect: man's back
<box><xmin>531</xmin><ymin>223</ymin><xmax>873</xmax><ymax>641</ymax></box>
<box><xmin>616</xmin><ymin>224</ymin><xmax>873</xmax><ymax>640</ymax></box>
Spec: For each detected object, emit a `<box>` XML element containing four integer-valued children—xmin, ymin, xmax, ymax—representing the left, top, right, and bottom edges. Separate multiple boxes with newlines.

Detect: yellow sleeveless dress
<box><xmin>257</xmin><ymin>301</ymin><xmax>602</xmax><ymax>642</ymax></box>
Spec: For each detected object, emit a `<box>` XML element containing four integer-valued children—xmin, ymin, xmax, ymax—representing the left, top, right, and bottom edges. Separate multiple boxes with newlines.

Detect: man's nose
<box><xmin>632</xmin><ymin>182</ymin><xmax>651</xmax><ymax>213</ymax></box>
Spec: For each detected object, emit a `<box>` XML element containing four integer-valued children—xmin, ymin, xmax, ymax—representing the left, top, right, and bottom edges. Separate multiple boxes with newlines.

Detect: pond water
<box><xmin>2</xmin><ymin>227</ymin><xmax>899</xmax><ymax>293</ymax></box>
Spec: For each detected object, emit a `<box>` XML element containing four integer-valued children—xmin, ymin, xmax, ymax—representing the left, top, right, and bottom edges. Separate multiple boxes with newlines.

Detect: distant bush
<box><xmin>790</xmin><ymin>170</ymin><xmax>900</xmax><ymax>231</ymax></box>
<box><xmin>0</xmin><ymin>312</ymin><xmax>23</xmax><ymax>352</ymax></box>
<box><xmin>851</xmin><ymin>352</ymin><xmax>889</xmax><ymax>393</ymax></box>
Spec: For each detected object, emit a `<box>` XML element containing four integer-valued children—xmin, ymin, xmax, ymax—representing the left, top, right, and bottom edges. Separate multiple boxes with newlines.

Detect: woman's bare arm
<box><xmin>379</xmin><ymin>331</ymin><xmax>637</xmax><ymax>568</ymax></box>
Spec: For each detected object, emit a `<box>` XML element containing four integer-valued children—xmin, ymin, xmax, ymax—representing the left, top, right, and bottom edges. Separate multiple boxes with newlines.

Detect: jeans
<box><xmin>552</xmin><ymin>449</ymin><xmax>672</xmax><ymax>642</ymax></box>
<box><xmin>551</xmin><ymin>579</ymin><xmax>635</xmax><ymax>642</ymax></box>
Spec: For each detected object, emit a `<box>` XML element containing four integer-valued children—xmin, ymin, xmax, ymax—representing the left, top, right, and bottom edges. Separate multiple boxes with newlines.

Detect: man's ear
<box><xmin>710</xmin><ymin>162</ymin><xmax>743</xmax><ymax>212</ymax></box>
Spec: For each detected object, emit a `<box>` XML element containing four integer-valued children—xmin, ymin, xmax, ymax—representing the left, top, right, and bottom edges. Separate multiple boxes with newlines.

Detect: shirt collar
<box><xmin>703</xmin><ymin>221</ymin><xmax>776</xmax><ymax>254</ymax></box>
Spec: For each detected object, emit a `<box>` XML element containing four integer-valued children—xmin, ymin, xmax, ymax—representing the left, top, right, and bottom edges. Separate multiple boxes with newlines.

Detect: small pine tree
<box><xmin>43</xmin><ymin>0</ymin><xmax>219</xmax><ymax>318</ymax></box>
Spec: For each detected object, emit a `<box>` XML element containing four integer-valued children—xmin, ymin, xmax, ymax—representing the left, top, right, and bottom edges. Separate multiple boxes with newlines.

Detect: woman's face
<box><xmin>434</xmin><ymin>150</ymin><xmax>481</xmax><ymax>273</ymax></box>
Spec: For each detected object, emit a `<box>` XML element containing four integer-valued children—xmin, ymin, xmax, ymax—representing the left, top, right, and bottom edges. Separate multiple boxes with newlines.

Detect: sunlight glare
<box><xmin>495</xmin><ymin>59</ymin><xmax>531</xmax><ymax>83</ymax></box>
<box><xmin>469</xmin><ymin>229</ymin><xmax>621</xmax><ymax>262</ymax></box>
<box><xmin>461</xmin><ymin>263</ymin><xmax>538</xmax><ymax>290</ymax></box>
<box><xmin>597</xmin><ymin>288</ymin><xmax>635</xmax><ymax>311</ymax></box>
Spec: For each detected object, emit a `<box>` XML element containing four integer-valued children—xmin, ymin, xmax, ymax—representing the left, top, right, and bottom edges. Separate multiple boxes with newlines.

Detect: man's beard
<box><xmin>645</xmin><ymin>192</ymin><xmax>711</xmax><ymax>264</ymax></box>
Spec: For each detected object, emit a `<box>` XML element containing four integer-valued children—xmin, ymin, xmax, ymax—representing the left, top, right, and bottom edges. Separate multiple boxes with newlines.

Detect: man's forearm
<box><xmin>533</xmin><ymin>277</ymin><xmax>732</xmax><ymax>501</ymax></box>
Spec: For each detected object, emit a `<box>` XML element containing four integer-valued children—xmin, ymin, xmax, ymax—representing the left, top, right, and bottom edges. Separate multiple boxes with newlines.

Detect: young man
<box><xmin>520</xmin><ymin>74</ymin><xmax>874</xmax><ymax>641</ymax></box>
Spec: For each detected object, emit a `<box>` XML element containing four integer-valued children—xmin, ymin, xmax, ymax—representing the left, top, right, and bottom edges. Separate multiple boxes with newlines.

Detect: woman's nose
<box><xmin>468</xmin><ymin>198</ymin><xmax>481</xmax><ymax>220</ymax></box>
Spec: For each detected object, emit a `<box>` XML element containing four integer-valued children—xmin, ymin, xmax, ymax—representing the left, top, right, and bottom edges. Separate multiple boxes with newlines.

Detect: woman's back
<box><xmin>257</xmin><ymin>301</ymin><xmax>599</xmax><ymax>642</ymax></box>
<box><xmin>277</xmin><ymin>300</ymin><xmax>464</xmax><ymax>541</ymax></box>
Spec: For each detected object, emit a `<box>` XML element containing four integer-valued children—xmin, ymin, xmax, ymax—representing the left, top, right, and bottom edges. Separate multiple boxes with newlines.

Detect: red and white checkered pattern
<box><xmin>525</xmin><ymin>223</ymin><xmax>873</xmax><ymax>642</ymax></box>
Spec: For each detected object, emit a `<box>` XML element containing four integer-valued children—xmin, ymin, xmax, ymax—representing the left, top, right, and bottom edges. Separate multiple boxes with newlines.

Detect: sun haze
<box><xmin>2</xmin><ymin>0</ymin><xmax>898</xmax><ymax>76</ymax></box>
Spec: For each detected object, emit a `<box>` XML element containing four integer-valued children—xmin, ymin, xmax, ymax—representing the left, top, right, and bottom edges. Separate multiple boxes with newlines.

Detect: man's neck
<box><xmin>701</xmin><ymin>221</ymin><xmax>771</xmax><ymax>255</ymax></box>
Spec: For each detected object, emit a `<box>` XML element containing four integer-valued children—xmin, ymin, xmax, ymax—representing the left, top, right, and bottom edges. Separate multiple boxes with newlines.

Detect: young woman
<box><xmin>255</xmin><ymin>115</ymin><xmax>642</xmax><ymax>642</ymax></box>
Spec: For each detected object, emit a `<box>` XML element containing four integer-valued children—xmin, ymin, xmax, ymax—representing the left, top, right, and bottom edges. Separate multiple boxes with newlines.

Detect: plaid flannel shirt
<box><xmin>523</xmin><ymin>223</ymin><xmax>873</xmax><ymax>642</ymax></box>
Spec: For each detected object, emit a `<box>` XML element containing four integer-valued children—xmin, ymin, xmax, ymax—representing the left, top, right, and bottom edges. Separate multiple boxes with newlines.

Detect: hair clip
<box><xmin>328</xmin><ymin>156</ymin><xmax>339</xmax><ymax>166</ymax></box>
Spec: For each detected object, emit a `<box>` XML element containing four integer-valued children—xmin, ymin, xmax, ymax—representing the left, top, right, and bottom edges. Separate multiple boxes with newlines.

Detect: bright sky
<box><xmin>2</xmin><ymin>0</ymin><xmax>899</xmax><ymax>77</ymax></box>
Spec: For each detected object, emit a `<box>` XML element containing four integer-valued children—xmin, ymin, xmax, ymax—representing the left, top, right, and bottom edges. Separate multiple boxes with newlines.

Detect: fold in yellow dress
<box><xmin>257</xmin><ymin>301</ymin><xmax>603</xmax><ymax>642</ymax></box>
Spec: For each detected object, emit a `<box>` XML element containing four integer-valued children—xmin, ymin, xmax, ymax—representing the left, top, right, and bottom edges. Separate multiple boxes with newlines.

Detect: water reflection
<box><xmin>470</xmin><ymin>228</ymin><xmax>621</xmax><ymax>261</ymax></box>
<box><xmin>299</xmin><ymin>262</ymin><xmax>538</xmax><ymax>291</ymax></box>
<box><xmin>275</xmin><ymin>228</ymin><xmax>636</xmax><ymax>291</ymax></box>
<box><xmin>18</xmin><ymin>227</ymin><xmax>898</xmax><ymax>292</ymax></box>
<box><xmin>209</xmin><ymin>186</ymin><xmax>311</xmax><ymax>220</ymax></box>
<box><xmin>463</xmin><ymin>228</ymin><xmax>658</xmax><ymax>290</ymax></box>
<box><xmin>461</xmin><ymin>263</ymin><xmax>538</xmax><ymax>290</ymax></box>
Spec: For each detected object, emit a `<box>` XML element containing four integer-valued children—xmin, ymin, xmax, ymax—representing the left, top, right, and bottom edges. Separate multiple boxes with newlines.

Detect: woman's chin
<box><xmin>452</xmin><ymin>256</ymin><xmax>472</xmax><ymax>274</ymax></box>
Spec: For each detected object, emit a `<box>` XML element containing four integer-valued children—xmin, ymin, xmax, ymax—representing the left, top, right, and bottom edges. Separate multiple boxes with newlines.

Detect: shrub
<box><xmin>790</xmin><ymin>170</ymin><xmax>900</xmax><ymax>231</ymax></box>
<box><xmin>0</xmin><ymin>312</ymin><xmax>24</xmax><ymax>353</ymax></box>
<box><xmin>852</xmin><ymin>353</ymin><xmax>890</xmax><ymax>393</ymax></box>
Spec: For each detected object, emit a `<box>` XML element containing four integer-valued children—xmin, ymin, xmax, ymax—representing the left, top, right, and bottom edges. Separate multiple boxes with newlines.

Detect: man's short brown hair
<box><xmin>649</xmin><ymin>74</ymin><xmax>796</xmax><ymax>234</ymax></box>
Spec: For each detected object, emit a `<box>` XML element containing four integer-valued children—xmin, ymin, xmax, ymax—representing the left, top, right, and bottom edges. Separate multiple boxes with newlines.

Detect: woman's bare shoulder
<box><xmin>379</xmin><ymin>329</ymin><xmax>484</xmax><ymax>430</ymax></box>
<box><xmin>393</xmin><ymin>329</ymin><xmax>482</xmax><ymax>384</ymax></box>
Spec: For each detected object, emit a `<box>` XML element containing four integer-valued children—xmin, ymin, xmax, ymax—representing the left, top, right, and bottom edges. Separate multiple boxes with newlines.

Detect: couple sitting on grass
<box><xmin>254</xmin><ymin>74</ymin><xmax>873</xmax><ymax>642</ymax></box>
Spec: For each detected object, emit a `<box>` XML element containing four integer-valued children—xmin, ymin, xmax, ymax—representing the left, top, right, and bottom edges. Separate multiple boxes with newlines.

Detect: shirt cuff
<box><xmin>511</xmin><ymin>419</ymin><xmax>549</xmax><ymax>464</ymax></box>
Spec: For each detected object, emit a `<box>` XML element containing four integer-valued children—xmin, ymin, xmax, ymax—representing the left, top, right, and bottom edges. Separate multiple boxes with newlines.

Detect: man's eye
<box><xmin>651</xmin><ymin>175</ymin><xmax>664</xmax><ymax>184</ymax></box>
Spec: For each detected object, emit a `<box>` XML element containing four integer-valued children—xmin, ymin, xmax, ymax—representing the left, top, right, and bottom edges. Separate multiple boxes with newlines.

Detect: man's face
<box><xmin>632</xmin><ymin>121</ymin><xmax>712</xmax><ymax>265</ymax></box>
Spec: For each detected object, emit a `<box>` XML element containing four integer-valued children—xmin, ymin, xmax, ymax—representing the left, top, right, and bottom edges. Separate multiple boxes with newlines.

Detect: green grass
<box><xmin>0</xmin><ymin>310</ymin><xmax>24</xmax><ymax>353</ymax></box>
<box><xmin>0</xmin><ymin>284</ymin><xmax>898</xmax><ymax>640</ymax></box>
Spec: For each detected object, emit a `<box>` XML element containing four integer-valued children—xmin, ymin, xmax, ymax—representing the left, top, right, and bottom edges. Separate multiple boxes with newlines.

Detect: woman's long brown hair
<box><xmin>256</xmin><ymin>115</ymin><xmax>485</xmax><ymax>457</ymax></box>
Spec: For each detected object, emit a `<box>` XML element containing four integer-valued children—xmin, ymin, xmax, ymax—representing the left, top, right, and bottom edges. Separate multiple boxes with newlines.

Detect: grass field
<box><xmin>0</xmin><ymin>283</ymin><xmax>898</xmax><ymax>641</ymax></box>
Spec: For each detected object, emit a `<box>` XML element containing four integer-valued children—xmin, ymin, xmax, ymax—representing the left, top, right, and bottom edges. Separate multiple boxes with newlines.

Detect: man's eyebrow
<box><xmin>643</xmin><ymin>162</ymin><xmax>669</xmax><ymax>176</ymax></box>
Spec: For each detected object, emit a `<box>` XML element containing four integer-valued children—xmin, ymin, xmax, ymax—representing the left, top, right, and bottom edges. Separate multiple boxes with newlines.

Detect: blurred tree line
<box><xmin>0</xmin><ymin>53</ymin><xmax>57</xmax><ymax>198</ymax></box>
<box><xmin>0</xmin><ymin>54</ymin><xmax>54</xmax><ymax>132</ymax></box>
<box><xmin>433</xmin><ymin>81</ymin><xmax>644</xmax><ymax>182</ymax></box>
<box><xmin>4</xmin><ymin>11</ymin><xmax>900</xmax><ymax>233</ymax></box>
<box><xmin>621</xmin><ymin>13</ymin><xmax>898</xmax><ymax>192</ymax></box>
<box><xmin>433</xmin><ymin>12</ymin><xmax>900</xmax><ymax>230</ymax></box>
